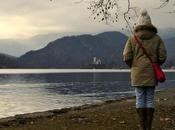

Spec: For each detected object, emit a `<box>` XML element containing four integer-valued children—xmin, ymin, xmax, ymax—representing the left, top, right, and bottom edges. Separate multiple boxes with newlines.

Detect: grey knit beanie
<box><xmin>136</xmin><ymin>9</ymin><xmax>152</xmax><ymax>26</ymax></box>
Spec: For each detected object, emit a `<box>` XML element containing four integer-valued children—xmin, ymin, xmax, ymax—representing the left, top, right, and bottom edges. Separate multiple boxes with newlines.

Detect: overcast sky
<box><xmin>0</xmin><ymin>0</ymin><xmax>175</xmax><ymax>39</ymax></box>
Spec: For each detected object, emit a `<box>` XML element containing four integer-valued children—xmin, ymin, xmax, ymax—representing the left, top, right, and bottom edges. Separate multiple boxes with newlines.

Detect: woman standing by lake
<box><xmin>123</xmin><ymin>9</ymin><xmax>167</xmax><ymax>130</ymax></box>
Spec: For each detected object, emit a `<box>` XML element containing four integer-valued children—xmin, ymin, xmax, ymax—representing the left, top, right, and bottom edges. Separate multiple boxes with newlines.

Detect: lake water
<box><xmin>0</xmin><ymin>69</ymin><xmax>175</xmax><ymax>118</ymax></box>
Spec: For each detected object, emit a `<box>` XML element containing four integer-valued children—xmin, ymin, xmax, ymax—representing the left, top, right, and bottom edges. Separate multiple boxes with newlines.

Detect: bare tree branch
<box><xmin>155</xmin><ymin>0</ymin><xmax>175</xmax><ymax>13</ymax></box>
<box><xmin>87</xmin><ymin>0</ymin><xmax>120</xmax><ymax>24</ymax></box>
<box><xmin>67</xmin><ymin>0</ymin><xmax>175</xmax><ymax>34</ymax></box>
<box><xmin>87</xmin><ymin>0</ymin><xmax>140</xmax><ymax>34</ymax></box>
<box><xmin>157</xmin><ymin>0</ymin><xmax>170</xmax><ymax>9</ymax></box>
<box><xmin>123</xmin><ymin>0</ymin><xmax>134</xmax><ymax>34</ymax></box>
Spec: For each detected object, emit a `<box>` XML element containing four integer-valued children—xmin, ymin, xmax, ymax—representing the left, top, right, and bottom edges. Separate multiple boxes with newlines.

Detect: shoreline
<box><xmin>0</xmin><ymin>96</ymin><xmax>136</xmax><ymax>128</ymax></box>
<box><xmin>0</xmin><ymin>88</ymin><xmax>175</xmax><ymax>130</ymax></box>
<box><xmin>0</xmin><ymin>69</ymin><xmax>175</xmax><ymax>74</ymax></box>
<box><xmin>0</xmin><ymin>88</ymin><xmax>167</xmax><ymax>120</ymax></box>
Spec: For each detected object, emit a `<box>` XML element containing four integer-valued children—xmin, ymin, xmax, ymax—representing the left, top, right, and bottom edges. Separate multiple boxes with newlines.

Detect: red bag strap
<box><xmin>134</xmin><ymin>35</ymin><xmax>154</xmax><ymax>64</ymax></box>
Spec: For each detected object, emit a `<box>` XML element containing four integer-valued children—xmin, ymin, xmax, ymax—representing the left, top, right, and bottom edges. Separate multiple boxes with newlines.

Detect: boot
<box><xmin>146</xmin><ymin>108</ymin><xmax>154</xmax><ymax>130</ymax></box>
<box><xmin>136</xmin><ymin>108</ymin><xmax>147</xmax><ymax>130</ymax></box>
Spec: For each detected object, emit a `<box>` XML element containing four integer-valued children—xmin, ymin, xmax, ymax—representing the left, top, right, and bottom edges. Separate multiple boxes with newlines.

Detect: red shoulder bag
<box><xmin>134</xmin><ymin>35</ymin><xmax>166</xmax><ymax>83</ymax></box>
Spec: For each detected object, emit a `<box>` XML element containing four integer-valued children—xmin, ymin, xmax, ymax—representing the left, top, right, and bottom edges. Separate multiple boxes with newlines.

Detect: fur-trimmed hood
<box><xmin>134</xmin><ymin>25</ymin><xmax>158</xmax><ymax>40</ymax></box>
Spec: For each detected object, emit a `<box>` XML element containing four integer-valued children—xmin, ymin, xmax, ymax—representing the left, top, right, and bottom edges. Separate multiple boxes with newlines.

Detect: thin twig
<box><xmin>156</xmin><ymin>0</ymin><xmax>169</xmax><ymax>9</ymax></box>
<box><xmin>123</xmin><ymin>0</ymin><xmax>133</xmax><ymax>34</ymax></box>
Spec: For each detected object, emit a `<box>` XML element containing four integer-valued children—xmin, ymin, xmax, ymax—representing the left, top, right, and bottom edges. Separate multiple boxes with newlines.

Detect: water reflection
<box><xmin>0</xmin><ymin>71</ymin><xmax>174</xmax><ymax>118</ymax></box>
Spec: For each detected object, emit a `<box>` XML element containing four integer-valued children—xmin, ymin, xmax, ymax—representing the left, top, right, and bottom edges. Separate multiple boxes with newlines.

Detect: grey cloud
<box><xmin>0</xmin><ymin>0</ymin><xmax>174</xmax><ymax>56</ymax></box>
<box><xmin>0</xmin><ymin>0</ymin><xmax>71</xmax><ymax>15</ymax></box>
<box><xmin>0</xmin><ymin>0</ymin><xmax>174</xmax><ymax>38</ymax></box>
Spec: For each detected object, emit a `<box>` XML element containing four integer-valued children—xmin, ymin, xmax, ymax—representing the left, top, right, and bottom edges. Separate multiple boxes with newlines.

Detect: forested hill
<box><xmin>0</xmin><ymin>53</ymin><xmax>18</xmax><ymax>68</ymax></box>
<box><xmin>17</xmin><ymin>31</ymin><xmax>128</xmax><ymax>68</ymax></box>
<box><xmin>0</xmin><ymin>31</ymin><xmax>174</xmax><ymax>68</ymax></box>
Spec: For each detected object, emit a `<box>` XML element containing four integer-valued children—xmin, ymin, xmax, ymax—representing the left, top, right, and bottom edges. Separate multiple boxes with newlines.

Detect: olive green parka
<box><xmin>123</xmin><ymin>25</ymin><xmax>167</xmax><ymax>87</ymax></box>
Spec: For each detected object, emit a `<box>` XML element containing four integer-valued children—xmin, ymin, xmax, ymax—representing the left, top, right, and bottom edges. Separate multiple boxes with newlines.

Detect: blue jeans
<box><xmin>135</xmin><ymin>87</ymin><xmax>155</xmax><ymax>108</ymax></box>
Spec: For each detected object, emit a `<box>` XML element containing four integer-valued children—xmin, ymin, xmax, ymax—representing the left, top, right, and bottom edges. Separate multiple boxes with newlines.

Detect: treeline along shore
<box><xmin>0</xmin><ymin>88</ymin><xmax>175</xmax><ymax>130</ymax></box>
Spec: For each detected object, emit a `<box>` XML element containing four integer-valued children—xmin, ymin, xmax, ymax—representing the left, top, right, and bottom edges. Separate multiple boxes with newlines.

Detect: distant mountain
<box><xmin>0</xmin><ymin>31</ymin><xmax>174</xmax><ymax>69</ymax></box>
<box><xmin>0</xmin><ymin>39</ymin><xmax>28</xmax><ymax>56</ymax></box>
<box><xmin>0</xmin><ymin>33</ymin><xmax>68</xmax><ymax>56</ymax></box>
<box><xmin>164</xmin><ymin>37</ymin><xmax>175</xmax><ymax>68</ymax></box>
<box><xmin>17</xmin><ymin>31</ymin><xmax>128</xmax><ymax>68</ymax></box>
<box><xmin>158</xmin><ymin>28</ymin><xmax>175</xmax><ymax>39</ymax></box>
<box><xmin>0</xmin><ymin>32</ymin><xmax>86</xmax><ymax>56</ymax></box>
<box><xmin>0</xmin><ymin>28</ymin><xmax>174</xmax><ymax>57</ymax></box>
<box><xmin>0</xmin><ymin>53</ymin><xmax>18</xmax><ymax>68</ymax></box>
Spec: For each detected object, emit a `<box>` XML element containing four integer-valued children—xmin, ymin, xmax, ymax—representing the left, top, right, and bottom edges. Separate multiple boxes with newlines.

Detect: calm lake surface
<box><xmin>0</xmin><ymin>69</ymin><xmax>175</xmax><ymax>118</ymax></box>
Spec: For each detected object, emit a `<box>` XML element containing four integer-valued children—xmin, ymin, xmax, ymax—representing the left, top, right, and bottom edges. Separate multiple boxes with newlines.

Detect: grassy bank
<box><xmin>1</xmin><ymin>88</ymin><xmax>175</xmax><ymax>130</ymax></box>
